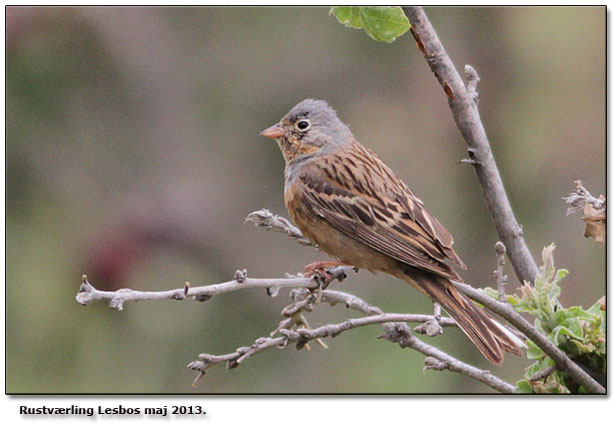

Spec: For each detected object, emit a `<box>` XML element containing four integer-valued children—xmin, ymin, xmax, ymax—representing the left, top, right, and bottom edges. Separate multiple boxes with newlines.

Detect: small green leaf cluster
<box><xmin>484</xmin><ymin>244</ymin><xmax>605</xmax><ymax>393</ymax></box>
<box><xmin>329</xmin><ymin>7</ymin><xmax>410</xmax><ymax>43</ymax></box>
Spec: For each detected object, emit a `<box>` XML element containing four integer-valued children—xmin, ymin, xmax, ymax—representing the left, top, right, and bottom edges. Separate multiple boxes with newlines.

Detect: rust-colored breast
<box><xmin>284</xmin><ymin>179</ymin><xmax>321</xmax><ymax>244</ymax></box>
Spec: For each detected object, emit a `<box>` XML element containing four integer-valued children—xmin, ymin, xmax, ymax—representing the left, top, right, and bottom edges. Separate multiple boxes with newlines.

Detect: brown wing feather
<box><xmin>295</xmin><ymin>141</ymin><xmax>466</xmax><ymax>280</ymax></box>
<box><xmin>393</xmin><ymin>184</ymin><xmax>467</xmax><ymax>270</ymax></box>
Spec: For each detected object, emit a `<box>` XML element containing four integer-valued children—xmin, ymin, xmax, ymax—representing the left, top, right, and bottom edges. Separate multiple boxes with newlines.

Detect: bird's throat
<box><xmin>277</xmin><ymin>137</ymin><xmax>320</xmax><ymax>164</ymax></box>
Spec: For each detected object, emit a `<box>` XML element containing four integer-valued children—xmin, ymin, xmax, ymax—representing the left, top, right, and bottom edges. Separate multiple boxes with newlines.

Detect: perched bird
<box><xmin>260</xmin><ymin>99</ymin><xmax>523</xmax><ymax>365</ymax></box>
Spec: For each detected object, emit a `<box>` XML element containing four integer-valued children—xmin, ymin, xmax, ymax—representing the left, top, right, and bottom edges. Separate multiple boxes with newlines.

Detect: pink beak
<box><xmin>260</xmin><ymin>124</ymin><xmax>285</xmax><ymax>139</ymax></box>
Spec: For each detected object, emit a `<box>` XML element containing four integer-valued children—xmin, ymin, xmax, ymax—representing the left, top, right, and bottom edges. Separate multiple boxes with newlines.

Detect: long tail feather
<box><xmin>403</xmin><ymin>267</ymin><xmax>523</xmax><ymax>365</ymax></box>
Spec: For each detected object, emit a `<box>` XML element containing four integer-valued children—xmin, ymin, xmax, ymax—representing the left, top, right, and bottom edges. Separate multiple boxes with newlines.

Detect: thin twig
<box><xmin>298</xmin><ymin>289</ymin><xmax>456</xmax><ymax>329</ymax></box>
<box><xmin>189</xmin><ymin>313</ymin><xmax>454</xmax><ymax>374</ymax></box>
<box><xmin>453</xmin><ymin>281</ymin><xmax>606</xmax><ymax>394</ymax></box>
<box><xmin>245</xmin><ymin>209</ymin><xmax>316</xmax><ymax>247</ymax></box>
<box><xmin>188</xmin><ymin>289</ymin><xmax>511</xmax><ymax>393</ymax></box>
<box><xmin>296</xmin><ymin>288</ymin><xmax>383</xmax><ymax>316</ymax></box>
<box><xmin>403</xmin><ymin>6</ymin><xmax>539</xmax><ymax>284</ymax></box>
<box><xmin>529</xmin><ymin>365</ymin><xmax>558</xmax><ymax>382</ymax></box>
<box><xmin>188</xmin><ymin>313</ymin><xmax>508</xmax><ymax>391</ymax></box>
<box><xmin>75</xmin><ymin>266</ymin><xmax>355</xmax><ymax>310</ymax></box>
<box><xmin>75</xmin><ymin>265</ymin><xmax>457</xmax><ymax>330</ymax></box>
<box><xmin>493</xmin><ymin>241</ymin><xmax>508</xmax><ymax>302</ymax></box>
<box><xmin>380</xmin><ymin>322</ymin><xmax>515</xmax><ymax>393</ymax></box>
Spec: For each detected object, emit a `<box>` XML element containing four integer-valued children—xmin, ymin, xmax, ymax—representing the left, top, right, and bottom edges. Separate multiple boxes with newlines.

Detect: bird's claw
<box><xmin>304</xmin><ymin>263</ymin><xmax>334</xmax><ymax>289</ymax></box>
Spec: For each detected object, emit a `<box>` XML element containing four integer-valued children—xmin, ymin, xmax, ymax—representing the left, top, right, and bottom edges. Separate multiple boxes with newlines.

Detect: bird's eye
<box><xmin>296</xmin><ymin>120</ymin><xmax>310</xmax><ymax>131</ymax></box>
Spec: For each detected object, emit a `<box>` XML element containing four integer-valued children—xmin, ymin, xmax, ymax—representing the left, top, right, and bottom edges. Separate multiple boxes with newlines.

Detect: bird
<box><xmin>260</xmin><ymin>99</ymin><xmax>523</xmax><ymax>365</ymax></box>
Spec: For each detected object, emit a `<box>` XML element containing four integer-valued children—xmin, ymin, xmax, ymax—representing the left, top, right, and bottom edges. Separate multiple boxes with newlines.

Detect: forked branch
<box><xmin>188</xmin><ymin>286</ymin><xmax>513</xmax><ymax>393</ymax></box>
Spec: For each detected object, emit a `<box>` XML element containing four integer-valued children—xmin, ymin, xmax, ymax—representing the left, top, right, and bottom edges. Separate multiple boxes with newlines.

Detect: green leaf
<box><xmin>482</xmin><ymin>287</ymin><xmax>499</xmax><ymax>299</ymax></box>
<box><xmin>506</xmin><ymin>294</ymin><xmax>520</xmax><ymax>305</ymax></box>
<box><xmin>556</xmin><ymin>269</ymin><xmax>569</xmax><ymax>281</ymax></box>
<box><xmin>560</xmin><ymin>319</ymin><xmax>585</xmax><ymax>340</ymax></box>
<box><xmin>330</xmin><ymin>6</ymin><xmax>410</xmax><ymax>43</ymax></box>
<box><xmin>526</xmin><ymin>340</ymin><xmax>544</xmax><ymax>360</ymax></box>
<box><xmin>554</xmin><ymin>306</ymin><xmax>592</xmax><ymax>325</ymax></box>
<box><xmin>515</xmin><ymin>380</ymin><xmax>533</xmax><ymax>394</ymax></box>
<box><xmin>551</xmin><ymin>324</ymin><xmax>584</xmax><ymax>343</ymax></box>
<box><xmin>329</xmin><ymin>7</ymin><xmax>362</xmax><ymax>29</ymax></box>
<box><xmin>359</xmin><ymin>7</ymin><xmax>410</xmax><ymax>43</ymax></box>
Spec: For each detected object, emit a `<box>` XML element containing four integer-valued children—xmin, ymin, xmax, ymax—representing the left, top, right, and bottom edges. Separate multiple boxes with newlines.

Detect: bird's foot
<box><xmin>303</xmin><ymin>260</ymin><xmax>346</xmax><ymax>287</ymax></box>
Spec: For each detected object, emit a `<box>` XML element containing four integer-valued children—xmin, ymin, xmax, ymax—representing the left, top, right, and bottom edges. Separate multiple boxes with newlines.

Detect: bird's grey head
<box><xmin>260</xmin><ymin>99</ymin><xmax>353</xmax><ymax>165</ymax></box>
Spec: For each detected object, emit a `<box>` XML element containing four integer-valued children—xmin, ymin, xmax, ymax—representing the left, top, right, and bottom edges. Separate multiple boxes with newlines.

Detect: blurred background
<box><xmin>6</xmin><ymin>6</ymin><xmax>605</xmax><ymax>393</ymax></box>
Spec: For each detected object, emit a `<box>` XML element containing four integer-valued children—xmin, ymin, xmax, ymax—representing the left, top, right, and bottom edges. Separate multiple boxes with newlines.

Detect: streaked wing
<box><xmin>297</xmin><ymin>141</ymin><xmax>466</xmax><ymax>280</ymax></box>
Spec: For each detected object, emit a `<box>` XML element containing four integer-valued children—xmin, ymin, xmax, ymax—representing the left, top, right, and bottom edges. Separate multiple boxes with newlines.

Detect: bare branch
<box><xmin>245</xmin><ymin>209</ymin><xmax>317</xmax><ymax>248</ymax></box>
<box><xmin>188</xmin><ymin>313</ymin><xmax>456</xmax><ymax>376</ymax></box>
<box><xmin>188</xmin><ymin>289</ymin><xmax>510</xmax><ymax>393</ymax></box>
<box><xmin>453</xmin><ymin>281</ymin><xmax>606</xmax><ymax>394</ymax></box>
<box><xmin>380</xmin><ymin>322</ymin><xmax>515</xmax><ymax>393</ymax></box>
<box><xmin>298</xmin><ymin>289</ymin><xmax>456</xmax><ymax>328</ymax></box>
<box><xmin>300</xmin><ymin>288</ymin><xmax>384</xmax><ymax>316</ymax></box>
<box><xmin>403</xmin><ymin>6</ymin><xmax>539</xmax><ymax>284</ymax></box>
<box><xmin>75</xmin><ymin>266</ymin><xmax>355</xmax><ymax>310</ymax></box>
